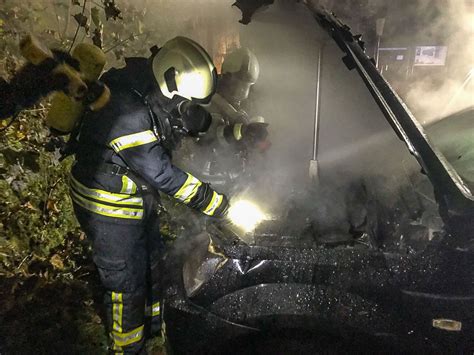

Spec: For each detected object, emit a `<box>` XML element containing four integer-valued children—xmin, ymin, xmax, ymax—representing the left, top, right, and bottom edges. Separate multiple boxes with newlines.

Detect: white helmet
<box><xmin>220</xmin><ymin>47</ymin><xmax>260</xmax><ymax>103</ymax></box>
<box><xmin>152</xmin><ymin>36</ymin><xmax>217</xmax><ymax>104</ymax></box>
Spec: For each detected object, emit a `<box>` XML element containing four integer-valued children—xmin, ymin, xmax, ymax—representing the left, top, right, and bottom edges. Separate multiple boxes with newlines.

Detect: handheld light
<box><xmin>227</xmin><ymin>199</ymin><xmax>266</xmax><ymax>233</ymax></box>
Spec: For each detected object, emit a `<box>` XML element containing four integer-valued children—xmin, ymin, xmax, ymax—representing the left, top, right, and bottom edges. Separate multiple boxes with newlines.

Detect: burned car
<box><xmin>162</xmin><ymin>2</ymin><xmax>474</xmax><ymax>354</ymax></box>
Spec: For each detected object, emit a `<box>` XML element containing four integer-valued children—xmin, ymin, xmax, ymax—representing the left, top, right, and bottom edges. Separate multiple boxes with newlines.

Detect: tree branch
<box><xmin>68</xmin><ymin>0</ymin><xmax>88</xmax><ymax>53</ymax></box>
<box><xmin>103</xmin><ymin>30</ymin><xmax>154</xmax><ymax>53</ymax></box>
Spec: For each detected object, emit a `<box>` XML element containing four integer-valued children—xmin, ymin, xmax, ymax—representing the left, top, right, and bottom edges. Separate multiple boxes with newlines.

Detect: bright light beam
<box><xmin>227</xmin><ymin>200</ymin><xmax>266</xmax><ymax>233</ymax></box>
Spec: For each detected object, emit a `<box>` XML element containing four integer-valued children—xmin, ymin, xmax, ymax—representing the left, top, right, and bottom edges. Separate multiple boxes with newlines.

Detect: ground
<box><xmin>0</xmin><ymin>232</ymin><xmax>167</xmax><ymax>354</ymax></box>
<box><xmin>0</xmin><ymin>108</ymin><xmax>168</xmax><ymax>353</ymax></box>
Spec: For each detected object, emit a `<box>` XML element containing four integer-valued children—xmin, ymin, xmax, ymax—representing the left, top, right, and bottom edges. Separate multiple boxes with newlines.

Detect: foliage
<box><xmin>0</xmin><ymin>0</ymin><xmax>163</xmax><ymax>67</ymax></box>
<box><xmin>0</xmin><ymin>2</ymin><xmax>161</xmax><ymax>352</ymax></box>
<box><xmin>0</xmin><ymin>0</ymin><xmax>217</xmax><ymax>352</ymax></box>
<box><xmin>0</xmin><ymin>0</ymin><xmax>163</xmax><ymax>282</ymax></box>
<box><xmin>0</xmin><ymin>103</ymin><xmax>78</xmax><ymax>274</ymax></box>
<box><xmin>0</xmin><ymin>98</ymin><xmax>110</xmax><ymax>353</ymax></box>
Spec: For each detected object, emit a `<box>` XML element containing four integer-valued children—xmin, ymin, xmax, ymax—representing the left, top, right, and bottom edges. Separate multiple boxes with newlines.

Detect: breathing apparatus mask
<box><xmin>140</xmin><ymin>91</ymin><xmax>212</xmax><ymax>151</ymax></box>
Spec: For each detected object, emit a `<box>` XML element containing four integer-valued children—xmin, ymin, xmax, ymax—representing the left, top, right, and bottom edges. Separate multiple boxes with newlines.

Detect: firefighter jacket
<box><xmin>70</xmin><ymin>57</ymin><xmax>227</xmax><ymax>223</ymax></box>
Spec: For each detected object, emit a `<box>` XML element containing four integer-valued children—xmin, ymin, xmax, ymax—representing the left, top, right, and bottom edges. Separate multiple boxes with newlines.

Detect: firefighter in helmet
<box><xmin>185</xmin><ymin>47</ymin><xmax>270</xmax><ymax>189</ymax></box>
<box><xmin>69</xmin><ymin>37</ymin><xmax>228</xmax><ymax>354</ymax></box>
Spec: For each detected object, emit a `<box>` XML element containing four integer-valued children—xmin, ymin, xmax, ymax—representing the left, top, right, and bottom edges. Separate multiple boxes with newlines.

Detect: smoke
<box><xmin>230</xmin><ymin>0</ymin><xmax>445</xmax><ymax>241</ymax></box>
<box><xmin>101</xmin><ymin>0</ymin><xmax>443</xmax><ymax>243</ymax></box>
<box><xmin>400</xmin><ymin>0</ymin><xmax>474</xmax><ymax>124</ymax></box>
<box><xmin>318</xmin><ymin>0</ymin><xmax>473</xmax><ymax>124</ymax></box>
<box><xmin>115</xmin><ymin>1</ymin><xmax>448</xmax><ymax>237</ymax></box>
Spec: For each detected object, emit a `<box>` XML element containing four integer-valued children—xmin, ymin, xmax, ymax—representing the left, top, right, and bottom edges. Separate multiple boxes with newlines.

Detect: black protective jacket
<box><xmin>70</xmin><ymin>58</ymin><xmax>226</xmax><ymax>224</ymax></box>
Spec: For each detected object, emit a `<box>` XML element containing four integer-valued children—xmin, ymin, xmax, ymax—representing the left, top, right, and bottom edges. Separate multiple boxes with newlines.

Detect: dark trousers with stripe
<box><xmin>74</xmin><ymin>201</ymin><xmax>163</xmax><ymax>354</ymax></box>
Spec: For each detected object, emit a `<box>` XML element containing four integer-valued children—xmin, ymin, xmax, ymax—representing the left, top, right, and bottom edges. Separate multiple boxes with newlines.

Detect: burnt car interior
<box><xmin>162</xmin><ymin>1</ymin><xmax>474</xmax><ymax>354</ymax></box>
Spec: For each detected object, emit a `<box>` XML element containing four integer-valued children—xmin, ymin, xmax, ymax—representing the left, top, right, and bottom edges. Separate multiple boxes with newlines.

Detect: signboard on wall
<box><xmin>414</xmin><ymin>46</ymin><xmax>448</xmax><ymax>66</ymax></box>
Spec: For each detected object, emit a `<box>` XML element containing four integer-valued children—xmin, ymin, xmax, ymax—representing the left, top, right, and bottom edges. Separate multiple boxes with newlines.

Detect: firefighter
<box><xmin>184</xmin><ymin>47</ymin><xmax>269</xmax><ymax>189</ymax></box>
<box><xmin>69</xmin><ymin>37</ymin><xmax>228</xmax><ymax>354</ymax></box>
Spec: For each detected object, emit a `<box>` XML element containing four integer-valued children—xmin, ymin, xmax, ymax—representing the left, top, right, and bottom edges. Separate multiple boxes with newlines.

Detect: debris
<box><xmin>432</xmin><ymin>319</ymin><xmax>462</xmax><ymax>332</ymax></box>
<box><xmin>50</xmin><ymin>254</ymin><xmax>64</xmax><ymax>270</ymax></box>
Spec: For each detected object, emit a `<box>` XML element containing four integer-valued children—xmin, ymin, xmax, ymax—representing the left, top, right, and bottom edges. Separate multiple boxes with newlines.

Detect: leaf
<box><xmin>46</xmin><ymin>199</ymin><xmax>60</xmax><ymax>213</ymax></box>
<box><xmin>50</xmin><ymin>254</ymin><xmax>64</xmax><ymax>270</ymax></box>
<box><xmin>104</xmin><ymin>0</ymin><xmax>123</xmax><ymax>21</ymax></box>
<box><xmin>91</xmin><ymin>7</ymin><xmax>101</xmax><ymax>27</ymax></box>
<box><xmin>73</xmin><ymin>13</ymin><xmax>88</xmax><ymax>27</ymax></box>
<box><xmin>92</xmin><ymin>25</ymin><xmax>103</xmax><ymax>49</ymax></box>
<box><xmin>22</xmin><ymin>201</ymin><xmax>36</xmax><ymax>210</ymax></box>
<box><xmin>15</xmin><ymin>130</ymin><xmax>26</xmax><ymax>141</ymax></box>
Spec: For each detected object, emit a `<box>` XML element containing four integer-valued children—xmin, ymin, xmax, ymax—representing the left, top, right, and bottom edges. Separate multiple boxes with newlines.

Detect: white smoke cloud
<box><xmin>403</xmin><ymin>0</ymin><xmax>474</xmax><ymax>124</ymax></box>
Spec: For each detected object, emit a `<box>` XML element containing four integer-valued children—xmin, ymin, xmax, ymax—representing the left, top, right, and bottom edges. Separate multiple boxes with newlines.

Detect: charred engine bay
<box><xmin>163</xmin><ymin>173</ymin><xmax>473</xmax><ymax>353</ymax></box>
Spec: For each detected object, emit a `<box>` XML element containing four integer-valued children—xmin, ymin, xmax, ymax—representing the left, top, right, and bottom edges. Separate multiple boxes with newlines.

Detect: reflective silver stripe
<box><xmin>152</xmin><ymin>302</ymin><xmax>160</xmax><ymax>317</ymax></box>
<box><xmin>120</xmin><ymin>175</ymin><xmax>137</xmax><ymax>194</ymax></box>
<box><xmin>70</xmin><ymin>175</ymin><xmax>143</xmax><ymax>206</ymax></box>
<box><xmin>203</xmin><ymin>191</ymin><xmax>223</xmax><ymax>216</ymax></box>
<box><xmin>112</xmin><ymin>325</ymin><xmax>144</xmax><ymax>347</ymax></box>
<box><xmin>109</xmin><ymin>130</ymin><xmax>157</xmax><ymax>152</ymax></box>
<box><xmin>173</xmin><ymin>173</ymin><xmax>202</xmax><ymax>204</ymax></box>
<box><xmin>70</xmin><ymin>189</ymin><xmax>143</xmax><ymax>219</ymax></box>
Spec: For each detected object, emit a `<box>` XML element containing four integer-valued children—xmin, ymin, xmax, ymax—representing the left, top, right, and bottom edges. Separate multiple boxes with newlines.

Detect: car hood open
<box><xmin>231</xmin><ymin>0</ymin><xmax>474</xmax><ymax>235</ymax></box>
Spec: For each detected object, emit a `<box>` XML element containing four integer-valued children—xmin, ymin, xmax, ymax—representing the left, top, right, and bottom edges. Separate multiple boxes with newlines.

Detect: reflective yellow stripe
<box><xmin>203</xmin><ymin>191</ymin><xmax>223</xmax><ymax>216</ymax></box>
<box><xmin>120</xmin><ymin>175</ymin><xmax>137</xmax><ymax>194</ymax></box>
<box><xmin>70</xmin><ymin>188</ymin><xmax>143</xmax><ymax>219</ymax></box>
<box><xmin>112</xmin><ymin>292</ymin><xmax>123</xmax><ymax>333</ymax></box>
<box><xmin>233</xmin><ymin>123</ymin><xmax>243</xmax><ymax>141</ymax></box>
<box><xmin>151</xmin><ymin>301</ymin><xmax>160</xmax><ymax>317</ymax></box>
<box><xmin>70</xmin><ymin>175</ymin><xmax>143</xmax><ymax>206</ymax></box>
<box><xmin>173</xmin><ymin>173</ymin><xmax>202</xmax><ymax>204</ymax></box>
<box><xmin>111</xmin><ymin>325</ymin><xmax>144</xmax><ymax>347</ymax></box>
<box><xmin>119</xmin><ymin>295</ymin><xmax>123</xmax><ymax>333</ymax></box>
<box><xmin>112</xmin><ymin>343</ymin><xmax>124</xmax><ymax>354</ymax></box>
<box><xmin>110</xmin><ymin>130</ymin><xmax>157</xmax><ymax>152</ymax></box>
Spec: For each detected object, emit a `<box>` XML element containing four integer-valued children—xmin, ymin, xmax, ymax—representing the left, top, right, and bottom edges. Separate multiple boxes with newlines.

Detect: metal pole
<box><xmin>375</xmin><ymin>18</ymin><xmax>385</xmax><ymax>71</ymax></box>
<box><xmin>375</xmin><ymin>36</ymin><xmax>381</xmax><ymax>69</ymax></box>
<box><xmin>309</xmin><ymin>43</ymin><xmax>323</xmax><ymax>181</ymax></box>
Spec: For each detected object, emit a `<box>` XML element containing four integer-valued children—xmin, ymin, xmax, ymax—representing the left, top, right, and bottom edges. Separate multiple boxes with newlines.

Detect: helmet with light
<box><xmin>152</xmin><ymin>36</ymin><xmax>217</xmax><ymax>105</ymax></box>
<box><xmin>146</xmin><ymin>37</ymin><xmax>217</xmax><ymax>150</ymax></box>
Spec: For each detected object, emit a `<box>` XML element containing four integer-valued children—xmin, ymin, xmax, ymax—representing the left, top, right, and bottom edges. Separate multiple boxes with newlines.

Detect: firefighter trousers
<box><xmin>74</xmin><ymin>202</ymin><xmax>163</xmax><ymax>354</ymax></box>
